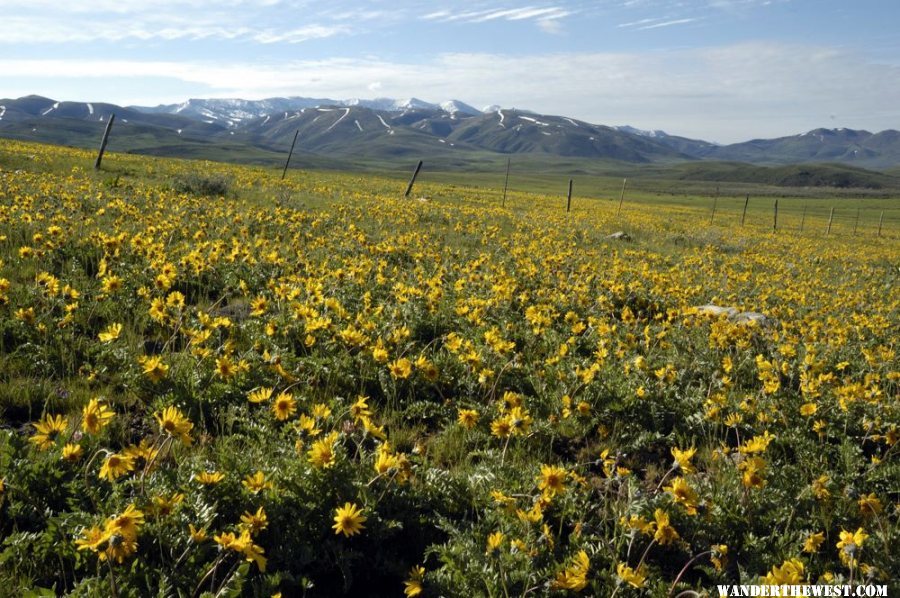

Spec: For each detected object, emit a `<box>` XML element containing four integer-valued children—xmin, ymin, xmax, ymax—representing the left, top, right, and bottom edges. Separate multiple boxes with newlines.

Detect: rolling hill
<box><xmin>700</xmin><ymin>128</ymin><xmax>900</xmax><ymax>170</ymax></box>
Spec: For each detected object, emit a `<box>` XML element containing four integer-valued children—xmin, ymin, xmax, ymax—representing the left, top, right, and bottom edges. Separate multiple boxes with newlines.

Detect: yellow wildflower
<box><xmin>332</xmin><ymin>502</ymin><xmax>366</xmax><ymax>537</ymax></box>
<box><xmin>82</xmin><ymin>398</ymin><xmax>114</xmax><ymax>435</ymax></box>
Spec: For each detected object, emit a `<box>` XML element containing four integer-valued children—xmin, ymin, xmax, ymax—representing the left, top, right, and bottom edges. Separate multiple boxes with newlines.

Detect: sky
<box><xmin>1</xmin><ymin>0</ymin><xmax>898</xmax><ymax>142</ymax></box>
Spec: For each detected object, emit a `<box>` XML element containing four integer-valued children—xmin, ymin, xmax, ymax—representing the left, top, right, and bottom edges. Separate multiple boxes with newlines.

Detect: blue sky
<box><xmin>1</xmin><ymin>0</ymin><xmax>898</xmax><ymax>142</ymax></box>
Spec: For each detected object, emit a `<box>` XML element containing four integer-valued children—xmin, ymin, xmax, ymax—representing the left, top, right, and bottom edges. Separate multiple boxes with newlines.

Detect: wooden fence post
<box><xmin>566</xmin><ymin>179</ymin><xmax>573</xmax><ymax>213</ymax></box>
<box><xmin>773</xmin><ymin>199</ymin><xmax>778</xmax><ymax>232</ymax></box>
<box><xmin>741</xmin><ymin>194</ymin><xmax>749</xmax><ymax>226</ymax></box>
<box><xmin>94</xmin><ymin>113</ymin><xmax>115</xmax><ymax>170</ymax></box>
<box><xmin>709</xmin><ymin>187</ymin><xmax>719</xmax><ymax>225</ymax></box>
<box><xmin>853</xmin><ymin>206</ymin><xmax>860</xmax><ymax>235</ymax></box>
<box><xmin>616</xmin><ymin>178</ymin><xmax>627</xmax><ymax>217</ymax></box>
<box><xmin>404</xmin><ymin>160</ymin><xmax>423</xmax><ymax>197</ymax></box>
<box><xmin>877</xmin><ymin>210</ymin><xmax>884</xmax><ymax>237</ymax></box>
<box><xmin>502</xmin><ymin>158</ymin><xmax>510</xmax><ymax>207</ymax></box>
<box><xmin>800</xmin><ymin>203</ymin><xmax>807</xmax><ymax>233</ymax></box>
<box><xmin>282</xmin><ymin>129</ymin><xmax>299</xmax><ymax>180</ymax></box>
<box><xmin>827</xmin><ymin>207</ymin><xmax>835</xmax><ymax>235</ymax></box>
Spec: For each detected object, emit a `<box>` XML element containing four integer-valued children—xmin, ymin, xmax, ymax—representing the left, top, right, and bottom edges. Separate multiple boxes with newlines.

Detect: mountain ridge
<box><xmin>2</xmin><ymin>94</ymin><xmax>899</xmax><ymax>170</ymax></box>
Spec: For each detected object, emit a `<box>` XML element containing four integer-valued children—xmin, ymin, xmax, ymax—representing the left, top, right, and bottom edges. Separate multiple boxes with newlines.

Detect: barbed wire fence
<box><xmin>692</xmin><ymin>195</ymin><xmax>899</xmax><ymax>238</ymax></box>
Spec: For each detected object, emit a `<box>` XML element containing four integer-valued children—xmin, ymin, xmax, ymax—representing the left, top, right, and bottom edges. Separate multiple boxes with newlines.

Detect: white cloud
<box><xmin>536</xmin><ymin>18</ymin><xmax>564</xmax><ymax>34</ymax></box>
<box><xmin>421</xmin><ymin>10</ymin><xmax>451</xmax><ymax>20</ymax></box>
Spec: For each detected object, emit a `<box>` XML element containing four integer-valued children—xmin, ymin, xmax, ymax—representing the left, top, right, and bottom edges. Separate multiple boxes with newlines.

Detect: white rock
<box><xmin>696</xmin><ymin>305</ymin><xmax>739</xmax><ymax>318</ymax></box>
<box><xmin>695</xmin><ymin>305</ymin><xmax>773</xmax><ymax>327</ymax></box>
<box><xmin>732</xmin><ymin>311</ymin><xmax>771</xmax><ymax>326</ymax></box>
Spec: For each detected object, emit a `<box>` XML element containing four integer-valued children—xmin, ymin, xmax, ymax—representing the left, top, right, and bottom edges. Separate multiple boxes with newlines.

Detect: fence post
<box><xmin>853</xmin><ymin>206</ymin><xmax>860</xmax><ymax>235</ymax></box>
<box><xmin>741</xmin><ymin>194</ymin><xmax>749</xmax><ymax>226</ymax></box>
<box><xmin>773</xmin><ymin>199</ymin><xmax>778</xmax><ymax>232</ymax></box>
<box><xmin>877</xmin><ymin>210</ymin><xmax>884</xmax><ymax>237</ymax></box>
<box><xmin>94</xmin><ymin>113</ymin><xmax>116</xmax><ymax>170</ymax></box>
<box><xmin>502</xmin><ymin>157</ymin><xmax>510</xmax><ymax>207</ymax></box>
<box><xmin>616</xmin><ymin>178</ymin><xmax>627</xmax><ymax>217</ymax></box>
<box><xmin>404</xmin><ymin>160</ymin><xmax>423</xmax><ymax>197</ymax></box>
<box><xmin>566</xmin><ymin>179</ymin><xmax>573</xmax><ymax>213</ymax></box>
<box><xmin>800</xmin><ymin>203</ymin><xmax>807</xmax><ymax>233</ymax></box>
<box><xmin>282</xmin><ymin>129</ymin><xmax>299</xmax><ymax>180</ymax></box>
<box><xmin>827</xmin><ymin>207</ymin><xmax>835</xmax><ymax>235</ymax></box>
<box><xmin>709</xmin><ymin>187</ymin><xmax>718</xmax><ymax>225</ymax></box>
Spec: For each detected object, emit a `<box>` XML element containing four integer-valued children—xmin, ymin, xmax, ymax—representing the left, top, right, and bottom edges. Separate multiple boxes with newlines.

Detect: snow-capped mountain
<box><xmin>135</xmin><ymin>97</ymin><xmax>483</xmax><ymax>128</ymax></box>
<box><xmin>438</xmin><ymin>100</ymin><xmax>482</xmax><ymax>117</ymax></box>
<box><xmin>138</xmin><ymin>97</ymin><xmax>331</xmax><ymax>126</ymax></box>
<box><xmin>344</xmin><ymin>97</ymin><xmax>435</xmax><ymax>112</ymax></box>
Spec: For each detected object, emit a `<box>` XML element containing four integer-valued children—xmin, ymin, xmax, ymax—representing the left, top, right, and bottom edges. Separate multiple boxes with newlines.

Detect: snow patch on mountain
<box><xmin>325</xmin><ymin>108</ymin><xmax>350</xmax><ymax>132</ymax></box>
<box><xmin>615</xmin><ymin>125</ymin><xmax>668</xmax><ymax>138</ymax></box>
<box><xmin>519</xmin><ymin>116</ymin><xmax>549</xmax><ymax>127</ymax></box>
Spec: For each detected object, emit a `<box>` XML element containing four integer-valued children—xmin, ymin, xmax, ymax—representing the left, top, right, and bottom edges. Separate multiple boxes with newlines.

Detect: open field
<box><xmin>0</xmin><ymin>139</ymin><xmax>898</xmax><ymax>596</ymax></box>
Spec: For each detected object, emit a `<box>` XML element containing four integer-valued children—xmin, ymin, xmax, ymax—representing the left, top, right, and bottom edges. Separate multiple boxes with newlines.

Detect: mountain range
<box><xmin>1</xmin><ymin>94</ymin><xmax>899</xmax><ymax>172</ymax></box>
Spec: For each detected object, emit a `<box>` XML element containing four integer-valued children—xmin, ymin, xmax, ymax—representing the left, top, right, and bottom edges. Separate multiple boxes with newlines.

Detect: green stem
<box><xmin>106</xmin><ymin>559</ymin><xmax>119</xmax><ymax>598</ymax></box>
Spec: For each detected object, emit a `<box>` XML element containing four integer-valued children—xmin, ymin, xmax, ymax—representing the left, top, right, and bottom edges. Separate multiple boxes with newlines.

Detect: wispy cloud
<box><xmin>421</xmin><ymin>5</ymin><xmax>572</xmax><ymax>27</ymax></box>
<box><xmin>617</xmin><ymin>17</ymin><xmax>661</xmax><ymax>28</ymax></box>
<box><xmin>706</xmin><ymin>0</ymin><xmax>790</xmax><ymax>10</ymax></box>
<box><xmin>0</xmin><ymin>17</ymin><xmax>348</xmax><ymax>44</ymax></box>
<box><xmin>615</xmin><ymin>0</ymin><xmax>784</xmax><ymax>31</ymax></box>
<box><xmin>636</xmin><ymin>17</ymin><xmax>699</xmax><ymax>30</ymax></box>
<box><xmin>0</xmin><ymin>1</ymin><xmax>579</xmax><ymax>44</ymax></box>
<box><xmin>0</xmin><ymin>0</ymin><xmax>790</xmax><ymax>46</ymax></box>
<box><xmin>478</xmin><ymin>7</ymin><xmax>570</xmax><ymax>22</ymax></box>
<box><xmin>2</xmin><ymin>1</ymin><xmax>296</xmax><ymax>8</ymax></box>
<box><xmin>618</xmin><ymin>16</ymin><xmax>702</xmax><ymax>30</ymax></box>
<box><xmin>536</xmin><ymin>18</ymin><xmax>565</xmax><ymax>34</ymax></box>
<box><xmin>250</xmin><ymin>25</ymin><xmax>352</xmax><ymax>44</ymax></box>
<box><xmin>0</xmin><ymin>0</ymin><xmax>356</xmax><ymax>45</ymax></box>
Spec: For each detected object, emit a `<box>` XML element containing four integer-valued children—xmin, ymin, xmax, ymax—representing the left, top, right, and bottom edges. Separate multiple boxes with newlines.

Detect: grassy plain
<box><xmin>0</xmin><ymin>139</ymin><xmax>897</xmax><ymax>596</ymax></box>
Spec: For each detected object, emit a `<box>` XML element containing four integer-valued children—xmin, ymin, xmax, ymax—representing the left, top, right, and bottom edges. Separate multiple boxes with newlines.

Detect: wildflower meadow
<box><xmin>0</xmin><ymin>139</ymin><xmax>897</xmax><ymax>596</ymax></box>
